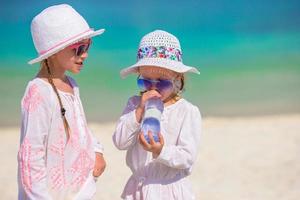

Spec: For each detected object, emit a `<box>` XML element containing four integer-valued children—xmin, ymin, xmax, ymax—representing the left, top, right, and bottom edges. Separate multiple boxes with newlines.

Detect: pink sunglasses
<box><xmin>68</xmin><ymin>39</ymin><xmax>91</xmax><ymax>56</ymax></box>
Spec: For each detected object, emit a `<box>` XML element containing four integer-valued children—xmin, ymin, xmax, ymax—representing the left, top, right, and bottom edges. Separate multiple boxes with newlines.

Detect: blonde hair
<box><xmin>173</xmin><ymin>73</ymin><xmax>185</xmax><ymax>101</ymax></box>
<box><xmin>40</xmin><ymin>59</ymin><xmax>71</xmax><ymax>140</ymax></box>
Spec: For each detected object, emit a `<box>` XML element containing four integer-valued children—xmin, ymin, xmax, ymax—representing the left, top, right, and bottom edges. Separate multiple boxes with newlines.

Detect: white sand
<box><xmin>1</xmin><ymin>114</ymin><xmax>299</xmax><ymax>200</ymax></box>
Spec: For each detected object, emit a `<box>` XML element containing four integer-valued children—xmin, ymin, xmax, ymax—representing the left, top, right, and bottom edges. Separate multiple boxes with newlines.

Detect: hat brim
<box><xmin>120</xmin><ymin>58</ymin><xmax>200</xmax><ymax>78</ymax></box>
<box><xmin>28</xmin><ymin>28</ymin><xmax>105</xmax><ymax>64</ymax></box>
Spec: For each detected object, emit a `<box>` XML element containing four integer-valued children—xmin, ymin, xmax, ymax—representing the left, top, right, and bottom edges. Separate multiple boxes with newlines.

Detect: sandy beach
<box><xmin>1</xmin><ymin>114</ymin><xmax>299</xmax><ymax>200</ymax></box>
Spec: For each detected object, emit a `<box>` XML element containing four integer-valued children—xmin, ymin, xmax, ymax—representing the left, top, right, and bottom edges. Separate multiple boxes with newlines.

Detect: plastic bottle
<box><xmin>141</xmin><ymin>98</ymin><xmax>164</xmax><ymax>143</ymax></box>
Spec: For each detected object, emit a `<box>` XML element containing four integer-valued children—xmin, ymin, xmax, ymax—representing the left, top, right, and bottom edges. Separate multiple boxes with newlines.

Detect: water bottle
<box><xmin>141</xmin><ymin>98</ymin><xmax>164</xmax><ymax>143</ymax></box>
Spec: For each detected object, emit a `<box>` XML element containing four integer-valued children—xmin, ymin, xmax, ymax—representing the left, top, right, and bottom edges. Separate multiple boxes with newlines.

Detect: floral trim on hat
<box><xmin>137</xmin><ymin>46</ymin><xmax>182</xmax><ymax>62</ymax></box>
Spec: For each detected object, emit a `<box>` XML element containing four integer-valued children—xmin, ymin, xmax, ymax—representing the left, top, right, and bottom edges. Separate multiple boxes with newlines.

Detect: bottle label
<box><xmin>143</xmin><ymin>108</ymin><xmax>162</xmax><ymax>120</ymax></box>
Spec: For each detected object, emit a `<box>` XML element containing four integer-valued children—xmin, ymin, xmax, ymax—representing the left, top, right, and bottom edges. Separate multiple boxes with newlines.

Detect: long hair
<box><xmin>40</xmin><ymin>59</ymin><xmax>71</xmax><ymax>140</ymax></box>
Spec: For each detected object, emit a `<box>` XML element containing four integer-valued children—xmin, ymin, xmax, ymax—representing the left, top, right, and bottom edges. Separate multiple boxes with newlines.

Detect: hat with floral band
<box><xmin>120</xmin><ymin>30</ymin><xmax>200</xmax><ymax>78</ymax></box>
<box><xmin>28</xmin><ymin>4</ymin><xmax>105</xmax><ymax>64</ymax></box>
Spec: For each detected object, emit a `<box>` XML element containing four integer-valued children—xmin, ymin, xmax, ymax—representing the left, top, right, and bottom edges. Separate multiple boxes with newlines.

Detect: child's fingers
<box><xmin>93</xmin><ymin>168</ymin><xmax>104</xmax><ymax>177</ymax></box>
<box><xmin>148</xmin><ymin>131</ymin><xmax>156</xmax><ymax>145</ymax></box>
<box><xmin>139</xmin><ymin>132</ymin><xmax>151</xmax><ymax>149</ymax></box>
<box><xmin>150</xmin><ymin>90</ymin><xmax>162</xmax><ymax>98</ymax></box>
<box><xmin>144</xmin><ymin>90</ymin><xmax>162</xmax><ymax>100</ymax></box>
<box><xmin>93</xmin><ymin>163</ymin><xmax>105</xmax><ymax>177</ymax></box>
<box><xmin>158</xmin><ymin>133</ymin><xmax>164</xmax><ymax>145</ymax></box>
<box><xmin>93</xmin><ymin>154</ymin><xmax>106</xmax><ymax>177</ymax></box>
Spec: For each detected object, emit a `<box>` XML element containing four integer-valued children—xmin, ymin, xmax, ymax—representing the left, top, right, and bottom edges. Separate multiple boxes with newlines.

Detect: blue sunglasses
<box><xmin>137</xmin><ymin>76</ymin><xmax>174</xmax><ymax>92</ymax></box>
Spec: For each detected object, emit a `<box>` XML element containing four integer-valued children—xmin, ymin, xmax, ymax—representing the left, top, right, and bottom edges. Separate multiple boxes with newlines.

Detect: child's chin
<box><xmin>69</xmin><ymin>69</ymin><xmax>81</xmax><ymax>74</ymax></box>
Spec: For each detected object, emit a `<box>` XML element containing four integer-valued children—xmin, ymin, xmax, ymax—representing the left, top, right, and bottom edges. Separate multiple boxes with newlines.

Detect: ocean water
<box><xmin>1</xmin><ymin>33</ymin><xmax>299</xmax><ymax>126</ymax></box>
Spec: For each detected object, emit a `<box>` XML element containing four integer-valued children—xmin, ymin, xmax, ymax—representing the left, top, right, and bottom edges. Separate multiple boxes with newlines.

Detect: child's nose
<box><xmin>81</xmin><ymin>52</ymin><xmax>88</xmax><ymax>59</ymax></box>
<box><xmin>150</xmin><ymin>84</ymin><xmax>157</xmax><ymax>90</ymax></box>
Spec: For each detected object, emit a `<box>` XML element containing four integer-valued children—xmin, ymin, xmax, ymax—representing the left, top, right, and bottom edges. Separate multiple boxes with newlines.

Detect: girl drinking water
<box><xmin>113</xmin><ymin>30</ymin><xmax>202</xmax><ymax>200</ymax></box>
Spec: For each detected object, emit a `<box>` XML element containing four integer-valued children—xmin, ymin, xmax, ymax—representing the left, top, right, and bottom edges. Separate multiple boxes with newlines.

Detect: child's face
<box><xmin>50</xmin><ymin>39</ymin><xmax>91</xmax><ymax>74</ymax></box>
<box><xmin>139</xmin><ymin>66</ymin><xmax>180</xmax><ymax>101</ymax></box>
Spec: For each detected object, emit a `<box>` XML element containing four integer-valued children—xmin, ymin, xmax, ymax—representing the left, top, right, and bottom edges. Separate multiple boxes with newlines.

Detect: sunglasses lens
<box><xmin>137</xmin><ymin>78</ymin><xmax>152</xmax><ymax>91</ymax></box>
<box><xmin>70</xmin><ymin>40</ymin><xmax>91</xmax><ymax>56</ymax></box>
<box><xmin>156</xmin><ymin>79</ymin><xmax>173</xmax><ymax>91</ymax></box>
<box><xmin>76</xmin><ymin>44</ymin><xmax>88</xmax><ymax>56</ymax></box>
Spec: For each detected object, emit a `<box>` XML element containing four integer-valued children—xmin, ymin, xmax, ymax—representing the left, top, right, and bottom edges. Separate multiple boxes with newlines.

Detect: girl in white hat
<box><xmin>18</xmin><ymin>4</ymin><xmax>106</xmax><ymax>200</ymax></box>
<box><xmin>113</xmin><ymin>30</ymin><xmax>202</xmax><ymax>200</ymax></box>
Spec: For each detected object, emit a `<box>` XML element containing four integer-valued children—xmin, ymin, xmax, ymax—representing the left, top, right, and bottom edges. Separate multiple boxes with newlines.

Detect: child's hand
<box><xmin>136</xmin><ymin>90</ymin><xmax>162</xmax><ymax>123</ymax></box>
<box><xmin>93</xmin><ymin>153</ymin><xmax>106</xmax><ymax>178</ymax></box>
<box><xmin>140</xmin><ymin>90</ymin><xmax>162</xmax><ymax>108</ymax></box>
<box><xmin>138</xmin><ymin>131</ymin><xmax>164</xmax><ymax>158</ymax></box>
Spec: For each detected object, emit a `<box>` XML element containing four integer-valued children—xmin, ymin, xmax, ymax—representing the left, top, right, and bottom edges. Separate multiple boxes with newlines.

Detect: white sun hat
<box><xmin>28</xmin><ymin>4</ymin><xmax>105</xmax><ymax>64</ymax></box>
<box><xmin>120</xmin><ymin>30</ymin><xmax>200</xmax><ymax>78</ymax></box>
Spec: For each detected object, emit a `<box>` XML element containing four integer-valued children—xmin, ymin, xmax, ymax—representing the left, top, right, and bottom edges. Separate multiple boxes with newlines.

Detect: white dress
<box><xmin>113</xmin><ymin>96</ymin><xmax>202</xmax><ymax>200</ymax></box>
<box><xmin>18</xmin><ymin>77</ymin><xmax>103</xmax><ymax>200</ymax></box>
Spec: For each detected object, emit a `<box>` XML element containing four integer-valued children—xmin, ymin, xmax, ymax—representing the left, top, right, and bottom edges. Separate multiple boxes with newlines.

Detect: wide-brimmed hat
<box><xmin>28</xmin><ymin>4</ymin><xmax>105</xmax><ymax>64</ymax></box>
<box><xmin>120</xmin><ymin>30</ymin><xmax>200</xmax><ymax>78</ymax></box>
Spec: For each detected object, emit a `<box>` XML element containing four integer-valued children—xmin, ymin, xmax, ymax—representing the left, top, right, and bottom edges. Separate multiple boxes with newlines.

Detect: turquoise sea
<box><xmin>0</xmin><ymin>0</ymin><xmax>299</xmax><ymax>126</ymax></box>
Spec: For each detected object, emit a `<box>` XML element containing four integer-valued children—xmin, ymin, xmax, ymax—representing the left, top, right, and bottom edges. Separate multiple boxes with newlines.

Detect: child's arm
<box><xmin>155</xmin><ymin>105</ymin><xmax>201</xmax><ymax>169</ymax></box>
<box><xmin>113</xmin><ymin>96</ymin><xmax>141</xmax><ymax>150</ymax></box>
<box><xmin>18</xmin><ymin>83</ymin><xmax>52</xmax><ymax>199</ymax></box>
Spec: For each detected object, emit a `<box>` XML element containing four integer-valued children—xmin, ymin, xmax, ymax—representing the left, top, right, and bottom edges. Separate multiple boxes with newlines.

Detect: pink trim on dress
<box><xmin>19</xmin><ymin>138</ymin><xmax>33</xmax><ymax>193</ymax></box>
<box><xmin>69</xmin><ymin>150</ymin><xmax>94</xmax><ymax>187</ymax></box>
<box><xmin>22</xmin><ymin>84</ymin><xmax>43</xmax><ymax>113</ymax></box>
<box><xmin>49</xmin><ymin>126</ymin><xmax>66</xmax><ymax>190</ymax></box>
